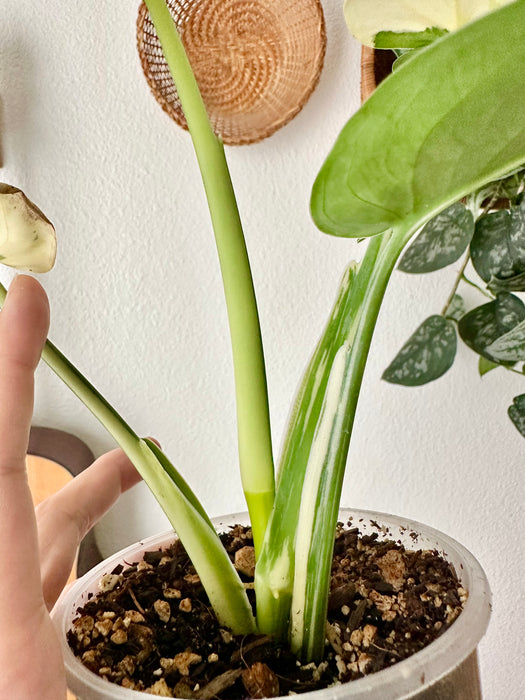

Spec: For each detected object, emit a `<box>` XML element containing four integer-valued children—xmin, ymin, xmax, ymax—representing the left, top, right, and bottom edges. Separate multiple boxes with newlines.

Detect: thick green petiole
<box><xmin>255</xmin><ymin>234</ymin><xmax>386</xmax><ymax>640</ymax></box>
<box><xmin>0</xmin><ymin>281</ymin><xmax>255</xmax><ymax>635</ymax></box>
<box><xmin>288</xmin><ymin>229</ymin><xmax>410</xmax><ymax>659</ymax></box>
<box><xmin>143</xmin><ymin>0</ymin><xmax>275</xmax><ymax>554</ymax></box>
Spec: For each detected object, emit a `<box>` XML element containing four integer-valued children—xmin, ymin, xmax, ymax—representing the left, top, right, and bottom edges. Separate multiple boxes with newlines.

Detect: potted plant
<box><xmin>1</xmin><ymin>0</ymin><xmax>523</xmax><ymax>697</ymax></box>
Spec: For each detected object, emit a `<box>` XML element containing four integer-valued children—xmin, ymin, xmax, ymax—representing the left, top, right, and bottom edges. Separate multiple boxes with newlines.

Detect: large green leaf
<box><xmin>312</xmin><ymin>2</ymin><xmax>525</xmax><ymax>240</ymax></box>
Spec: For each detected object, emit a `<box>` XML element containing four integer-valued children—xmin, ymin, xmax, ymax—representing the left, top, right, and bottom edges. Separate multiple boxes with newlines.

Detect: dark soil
<box><xmin>68</xmin><ymin>520</ymin><xmax>466</xmax><ymax>698</ymax></box>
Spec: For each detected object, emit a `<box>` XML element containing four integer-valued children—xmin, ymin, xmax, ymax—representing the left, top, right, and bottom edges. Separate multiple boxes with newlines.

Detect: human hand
<box><xmin>0</xmin><ymin>276</ymin><xmax>141</xmax><ymax>699</ymax></box>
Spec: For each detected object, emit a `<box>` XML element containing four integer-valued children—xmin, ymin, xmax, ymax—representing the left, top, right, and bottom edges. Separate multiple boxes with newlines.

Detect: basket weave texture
<box><xmin>137</xmin><ymin>0</ymin><xmax>326</xmax><ymax>145</ymax></box>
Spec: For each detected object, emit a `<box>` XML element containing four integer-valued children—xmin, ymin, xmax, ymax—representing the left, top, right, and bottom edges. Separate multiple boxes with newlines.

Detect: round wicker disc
<box><xmin>137</xmin><ymin>0</ymin><xmax>326</xmax><ymax>145</ymax></box>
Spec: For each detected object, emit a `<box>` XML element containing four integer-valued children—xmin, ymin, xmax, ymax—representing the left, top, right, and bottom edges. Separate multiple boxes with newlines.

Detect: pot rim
<box><xmin>53</xmin><ymin>508</ymin><xmax>491</xmax><ymax>699</ymax></box>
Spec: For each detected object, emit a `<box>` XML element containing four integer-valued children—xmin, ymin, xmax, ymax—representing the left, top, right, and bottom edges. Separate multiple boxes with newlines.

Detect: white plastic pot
<box><xmin>52</xmin><ymin>509</ymin><xmax>491</xmax><ymax>700</ymax></box>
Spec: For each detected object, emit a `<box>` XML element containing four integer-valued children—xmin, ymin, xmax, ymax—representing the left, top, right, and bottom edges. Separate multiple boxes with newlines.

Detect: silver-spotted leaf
<box><xmin>399</xmin><ymin>203</ymin><xmax>474</xmax><ymax>273</ymax></box>
<box><xmin>458</xmin><ymin>293</ymin><xmax>525</xmax><ymax>362</ymax></box>
<box><xmin>508</xmin><ymin>394</ymin><xmax>525</xmax><ymax>438</ymax></box>
<box><xmin>485</xmin><ymin>319</ymin><xmax>525</xmax><ymax>362</ymax></box>
<box><xmin>383</xmin><ymin>315</ymin><xmax>456</xmax><ymax>386</ymax></box>
<box><xmin>470</xmin><ymin>201</ymin><xmax>525</xmax><ymax>284</ymax></box>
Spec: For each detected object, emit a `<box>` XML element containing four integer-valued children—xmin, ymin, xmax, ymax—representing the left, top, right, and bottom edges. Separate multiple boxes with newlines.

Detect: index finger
<box><xmin>0</xmin><ymin>275</ymin><xmax>50</xmax><ymax>616</ymax></box>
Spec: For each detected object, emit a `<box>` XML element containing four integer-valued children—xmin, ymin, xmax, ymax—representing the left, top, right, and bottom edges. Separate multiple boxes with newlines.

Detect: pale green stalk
<box><xmin>143</xmin><ymin>0</ymin><xmax>274</xmax><ymax>554</ymax></box>
<box><xmin>0</xmin><ymin>282</ymin><xmax>255</xmax><ymax>635</ymax></box>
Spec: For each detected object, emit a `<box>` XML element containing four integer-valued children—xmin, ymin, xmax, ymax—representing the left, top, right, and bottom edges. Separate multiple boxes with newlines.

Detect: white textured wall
<box><xmin>1</xmin><ymin>2</ymin><xmax>523</xmax><ymax>698</ymax></box>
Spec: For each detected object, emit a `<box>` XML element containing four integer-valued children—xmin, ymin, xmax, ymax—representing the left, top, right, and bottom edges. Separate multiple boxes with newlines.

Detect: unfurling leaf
<box><xmin>508</xmin><ymin>394</ymin><xmax>525</xmax><ymax>438</ymax></box>
<box><xmin>470</xmin><ymin>200</ymin><xmax>525</xmax><ymax>286</ymax></box>
<box><xmin>0</xmin><ymin>184</ymin><xmax>56</xmax><ymax>272</ymax></box>
<box><xmin>383</xmin><ymin>315</ymin><xmax>456</xmax><ymax>386</ymax></box>
<box><xmin>458</xmin><ymin>293</ymin><xmax>525</xmax><ymax>362</ymax></box>
<box><xmin>399</xmin><ymin>203</ymin><xmax>474</xmax><ymax>273</ymax></box>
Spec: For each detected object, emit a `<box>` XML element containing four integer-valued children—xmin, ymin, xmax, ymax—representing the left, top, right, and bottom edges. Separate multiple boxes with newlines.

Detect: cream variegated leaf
<box><xmin>344</xmin><ymin>0</ymin><xmax>514</xmax><ymax>47</ymax></box>
<box><xmin>0</xmin><ymin>184</ymin><xmax>56</xmax><ymax>272</ymax></box>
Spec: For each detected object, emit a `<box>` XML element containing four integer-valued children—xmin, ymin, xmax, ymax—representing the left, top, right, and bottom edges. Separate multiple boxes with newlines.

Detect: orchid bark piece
<box><xmin>0</xmin><ymin>184</ymin><xmax>56</xmax><ymax>272</ymax></box>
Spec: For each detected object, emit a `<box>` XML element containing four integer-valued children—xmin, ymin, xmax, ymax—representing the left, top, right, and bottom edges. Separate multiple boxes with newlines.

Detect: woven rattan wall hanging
<box><xmin>137</xmin><ymin>0</ymin><xmax>326</xmax><ymax>146</ymax></box>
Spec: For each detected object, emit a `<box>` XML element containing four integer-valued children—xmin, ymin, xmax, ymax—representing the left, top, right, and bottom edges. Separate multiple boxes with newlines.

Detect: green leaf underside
<box><xmin>383</xmin><ymin>315</ymin><xmax>457</xmax><ymax>386</ymax></box>
<box><xmin>478</xmin><ymin>355</ymin><xmax>499</xmax><ymax>376</ymax></box>
<box><xmin>311</xmin><ymin>2</ymin><xmax>525</xmax><ymax>240</ymax></box>
<box><xmin>508</xmin><ymin>394</ymin><xmax>525</xmax><ymax>436</ymax></box>
<box><xmin>399</xmin><ymin>203</ymin><xmax>474</xmax><ymax>273</ymax></box>
<box><xmin>470</xmin><ymin>201</ymin><xmax>525</xmax><ymax>285</ymax></box>
<box><xmin>458</xmin><ymin>293</ymin><xmax>525</xmax><ymax>362</ymax></box>
<box><xmin>374</xmin><ymin>27</ymin><xmax>448</xmax><ymax>49</ymax></box>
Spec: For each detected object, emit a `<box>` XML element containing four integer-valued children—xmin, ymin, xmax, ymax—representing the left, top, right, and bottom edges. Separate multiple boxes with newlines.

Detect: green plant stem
<box><xmin>0</xmin><ymin>281</ymin><xmax>256</xmax><ymax>635</ymax></box>
<box><xmin>441</xmin><ymin>250</ymin><xmax>471</xmax><ymax>316</ymax></box>
<box><xmin>143</xmin><ymin>0</ymin><xmax>274</xmax><ymax>554</ymax></box>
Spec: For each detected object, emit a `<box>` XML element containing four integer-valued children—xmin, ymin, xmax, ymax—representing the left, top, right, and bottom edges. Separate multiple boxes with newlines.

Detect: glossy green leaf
<box><xmin>484</xmin><ymin>319</ymin><xmax>525</xmax><ymax>361</ymax></box>
<box><xmin>470</xmin><ymin>201</ymin><xmax>525</xmax><ymax>284</ymax></box>
<box><xmin>458</xmin><ymin>293</ymin><xmax>525</xmax><ymax>361</ymax></box>
<box><xmin>399</xmin><ymin>203</ymin><xmax>474</xmax><ymax>273</ymax></box>
<box><xmin>312</xmin><ymin>2</ymin><xmax>525</xmax><ymax>240</ymax></box>
<box><xmin>508</xmin><ymin>394</ymin><xmax>525</xmax><ymax>437</ymax></box>
<box><xmin>383</xmin><ymin>315</ymin><xmax>457</xmax><ymax>386</ymax></box>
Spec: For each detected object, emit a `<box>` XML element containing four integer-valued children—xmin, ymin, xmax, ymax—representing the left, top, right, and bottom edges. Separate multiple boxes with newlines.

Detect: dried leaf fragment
<box><xmin>0</xmin><ymin>184</ymin><xmax>56</xmax><ymax>272</ymax></box>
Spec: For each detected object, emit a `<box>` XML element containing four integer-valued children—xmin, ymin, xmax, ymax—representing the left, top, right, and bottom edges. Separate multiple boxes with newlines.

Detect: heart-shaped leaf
<box><xmin>399</xmin><ymin>203</ymin><xmax>474</xmax><ymax>273</ymax></box>
<box><xmin>458</xmin><ymin>293</ymin><xmax>525</xmax><ymax>362</ymax></box>
<box><xmin>383</xmin><ymin>315</ymin><xmax>457</xmax><ymax>386</ymax></box>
